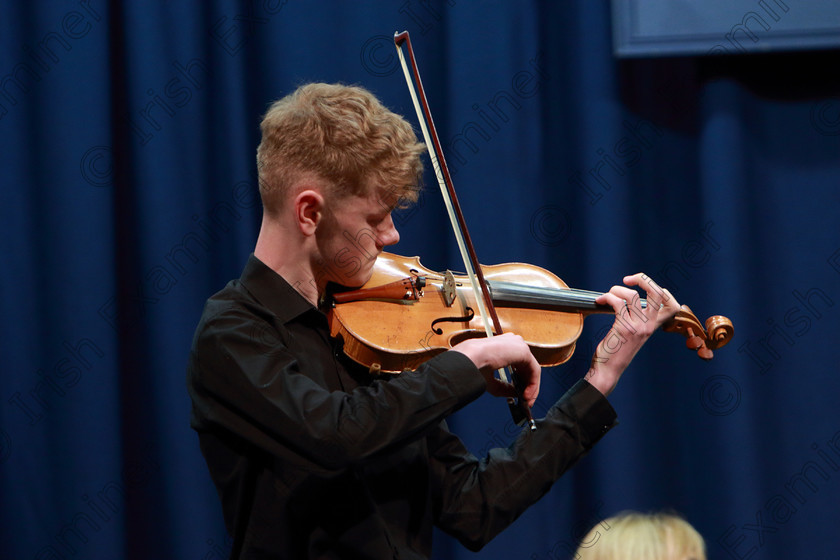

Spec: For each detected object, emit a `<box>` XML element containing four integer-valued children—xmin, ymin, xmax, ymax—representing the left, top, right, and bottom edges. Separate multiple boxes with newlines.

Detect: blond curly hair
<box><xmin>575</xmin><ymin>511</ymin><xmax>706</xmax><ymax>560</ymax></box>
<box><xmin>256</xmin><ymin>83</ymin><xmax>425</xmax><ymax>214</ymax></box>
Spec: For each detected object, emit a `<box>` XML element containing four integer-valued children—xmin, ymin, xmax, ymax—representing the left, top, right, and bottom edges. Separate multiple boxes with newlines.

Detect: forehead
<box><xmin>371</xmin><ymin>187</ymin><xmax>402</xmax><ymax>210</ymax></box>
<box><xmin>334</xmin><ymin>187</ymin><xmax>397</xmax><ymax>216</ymax></box>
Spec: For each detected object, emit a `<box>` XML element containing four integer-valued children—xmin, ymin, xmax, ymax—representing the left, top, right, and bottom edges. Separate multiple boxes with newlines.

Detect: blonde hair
<box><xmin>256</xmin><ymin>83</ymin><xmax>425</xmax><ymax>214</ymax></box>
<box><xmin>575</xmin><ymin>511</ymin><xmax>706</xmax><ymax>560</ymax></box>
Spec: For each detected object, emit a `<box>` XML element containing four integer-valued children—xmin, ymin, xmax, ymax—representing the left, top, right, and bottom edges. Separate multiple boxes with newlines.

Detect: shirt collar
<box><xmin>239</xmin><ymin>253</ymin><xmax>317</xmax><ymax>324</ymax></box>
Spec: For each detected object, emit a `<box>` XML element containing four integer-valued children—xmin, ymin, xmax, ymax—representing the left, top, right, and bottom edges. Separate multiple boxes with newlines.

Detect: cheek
<box><xmin>344</xmin><ymin>227</ymin><xmax>380</xmax><ymax>257</ymax></box>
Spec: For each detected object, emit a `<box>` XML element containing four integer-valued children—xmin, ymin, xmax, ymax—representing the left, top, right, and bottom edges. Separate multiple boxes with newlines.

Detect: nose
<box><xmin>377</xmin><ymin>214</ymin><xmax>400</xmax><ymax>248</ymax></box>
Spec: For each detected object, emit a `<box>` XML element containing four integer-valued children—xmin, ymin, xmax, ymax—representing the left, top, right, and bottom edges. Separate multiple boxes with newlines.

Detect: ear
<box><xmin>292</xmin><ymin>189</ymin><xmax>325</xmax><ymax>236</ymax></box>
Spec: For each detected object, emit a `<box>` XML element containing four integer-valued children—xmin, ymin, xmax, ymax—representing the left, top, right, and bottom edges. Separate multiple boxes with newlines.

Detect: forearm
<box><xmin>432</xmin><ymin>379</ymin><xmax>617</xmax><ymax>550</ymax></box>
<box><xmin>191</xmin><ymin>339</ymin><xmax>486</xmax><ymax>470</ymax></box>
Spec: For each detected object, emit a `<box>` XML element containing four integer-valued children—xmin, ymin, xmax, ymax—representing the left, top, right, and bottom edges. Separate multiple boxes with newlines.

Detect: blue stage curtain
<box><xmin>2</xmin><ymin>2</ymin><xmax>839</xmax><ymax>559</ymax></box>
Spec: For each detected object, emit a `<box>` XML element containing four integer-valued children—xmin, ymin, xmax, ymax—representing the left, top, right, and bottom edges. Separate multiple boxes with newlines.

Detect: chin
<box><xmin>334</xmin><ymin>265</ymin><xmax>374</xmax><ymax>289</ymax></box>
<box><xmin>331</xmin><ymin>249</ymin><xmax>380</xmax><ymax>288</ymax></box>
<box><xmin>354</xmin><ymin>268</ymin><xmax>376</xmax><ymax>288</ymax></box>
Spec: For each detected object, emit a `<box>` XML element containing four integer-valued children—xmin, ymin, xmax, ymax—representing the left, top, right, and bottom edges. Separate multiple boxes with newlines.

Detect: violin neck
<box><xmin>487</xmin><ymin>281</ymin><xmax>644</xmax><ymax>315</ymax></box>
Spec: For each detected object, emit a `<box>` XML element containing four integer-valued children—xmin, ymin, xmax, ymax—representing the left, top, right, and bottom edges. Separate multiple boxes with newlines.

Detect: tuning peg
<box><xmin>696</xmin><ymin>346</ymin><xmax>714</xmax><ymax>361</ymax></box>
<box><xmin>685</xmin><ymin>327</ymin><xmax>705</xmax><ymax>351</ymax></box>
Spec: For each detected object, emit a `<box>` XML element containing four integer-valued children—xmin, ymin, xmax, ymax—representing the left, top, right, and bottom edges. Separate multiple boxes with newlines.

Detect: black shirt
<box><xmin>187</xmin><ymin>254</ymin><xmax>617</xmax><ymax>559</ymax></box>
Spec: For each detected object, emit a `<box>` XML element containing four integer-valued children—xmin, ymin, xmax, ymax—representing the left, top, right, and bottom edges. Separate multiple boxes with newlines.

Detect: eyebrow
<box><xmin>374</xmin><ymin>201</ymin><xmax>399</xmax><ymax>216</ymax></box>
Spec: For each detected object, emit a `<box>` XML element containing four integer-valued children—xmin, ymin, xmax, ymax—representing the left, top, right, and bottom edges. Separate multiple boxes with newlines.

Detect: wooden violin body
<box><xmin>328</xmin><ymin>253</ymin><xmax>734</xmax><ymax>374</ymax></box>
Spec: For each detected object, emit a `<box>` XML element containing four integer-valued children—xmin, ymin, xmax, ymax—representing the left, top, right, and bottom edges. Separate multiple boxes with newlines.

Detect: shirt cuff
<box><xmin>422</xmin><ymin>350</ymin><xmax>486</xmax><ymax>405</ymax></box>
<box><xmin>551</xmin><ymin>379</ymin><xmax>618</xmax><ymax>449</ymax></box>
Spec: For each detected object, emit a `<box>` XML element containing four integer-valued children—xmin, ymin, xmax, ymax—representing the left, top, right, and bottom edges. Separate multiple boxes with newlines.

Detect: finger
<box><xmin>487</xmin><ymin>368</ymin><xmax>540</xmax><ymax>409</ymax></box>
<box><xmin>624</xmin><ymin>273</ymin><xmax>671</xmax><ymax>306</ymax></box>
<box><xmin>485</xmin><ymin>378</ymin><xmax>516</xmax><ymax>399</ymax></box>
<box><xmin>659</xmin><ymin>288</ymin><xmax>679</xmax><ymax>312</ymax></box>
<box><xmin>596</xmin><ymin>289</ymin><xmax>641</xmax><ymax>315</ymax></box>
<box><xmin>514</xmin><ymin>354</ymin><xmax>541</xmax><ymax>407</ymax></box>
<box><xmin>630</xmin><ymin>275</ymin><xmax>681</xmax><ymax>320</ymax></box>
<box><xmin>595</xmin><ymin>291</ymin><xmax>624</xmax><ymax>315</ymax></box>
<box><xmin>622</xmin><ymin>272</ymin><xmax>647</xmax><ymax>287</ymax></box>
<box><xmin>501</xmin><ymin>338</ymin><xmax>541</xmax><ymax>407</ymax></box>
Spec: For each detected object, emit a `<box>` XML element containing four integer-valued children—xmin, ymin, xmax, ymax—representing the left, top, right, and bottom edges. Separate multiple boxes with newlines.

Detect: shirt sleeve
<box><xmin>428</xmin><ymin>379</ymin><xmax>617</xmax><ymax>551</ymax></box>
<box><xmin>187</xmin><ymin>305</ymin><xmax>487</xmax><ymax>473</ymax></box>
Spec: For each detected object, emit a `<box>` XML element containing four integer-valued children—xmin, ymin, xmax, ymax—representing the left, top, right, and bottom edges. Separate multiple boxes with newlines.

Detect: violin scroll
<box><xmin>662</xmin><ymin>306</ymin><xmax>734</xmax><ymax>361</ymax></box>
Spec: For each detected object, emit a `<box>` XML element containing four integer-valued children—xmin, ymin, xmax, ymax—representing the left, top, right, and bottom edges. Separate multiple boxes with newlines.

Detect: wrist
<box><xmin>449</xmin><ymin>338</ymin><xmax>491</xmax><ymax>371</ymax></box>
<box><xmin>584</xmin><ymin>366</ymin><xmax>620</xmax><ymax>397</ymax></box>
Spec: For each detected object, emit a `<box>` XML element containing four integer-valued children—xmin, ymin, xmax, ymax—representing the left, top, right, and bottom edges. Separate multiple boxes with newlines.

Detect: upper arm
<box><xmin>188</xmin><ymin>306</ymin><xmax>486</xmax><ymax>471</ymax></box>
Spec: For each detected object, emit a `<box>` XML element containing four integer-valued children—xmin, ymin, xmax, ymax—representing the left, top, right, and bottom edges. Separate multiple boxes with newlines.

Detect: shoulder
<box><xmin>190</xmin><ymin>279</ymin><xmax>293</xmax><ymax>364</ymax></box>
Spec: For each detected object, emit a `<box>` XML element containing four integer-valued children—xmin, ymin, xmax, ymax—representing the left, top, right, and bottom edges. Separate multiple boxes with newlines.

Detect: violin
<box><xmin>328</xmin><ymin>253</ymin><xmax>734</xmax><ymax>375</ymax></box>
<box><xmin>336</xmin><ymin>30</ymin><xmax>734</xmax><ymax>429</ymax></box>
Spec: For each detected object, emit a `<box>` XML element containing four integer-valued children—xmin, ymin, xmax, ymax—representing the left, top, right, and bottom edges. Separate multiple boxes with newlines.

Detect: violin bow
<box><xmin>394</xmin><ymin>31</ymin><xmax>537</xmax><ymax>431</ymax></box>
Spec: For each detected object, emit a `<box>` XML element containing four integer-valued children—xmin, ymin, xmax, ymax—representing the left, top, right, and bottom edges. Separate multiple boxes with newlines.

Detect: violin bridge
<box><xmin>443</xmin><ymin>270</ymin><xmax>456</xmax><ymax>307</ymax></box>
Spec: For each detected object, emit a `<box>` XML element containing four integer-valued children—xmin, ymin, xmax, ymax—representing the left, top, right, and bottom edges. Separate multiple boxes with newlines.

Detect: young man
<box><xmin>187</xmin><ymin>83</ymin><xmax>678</xmax><ymax>559</ymax></box>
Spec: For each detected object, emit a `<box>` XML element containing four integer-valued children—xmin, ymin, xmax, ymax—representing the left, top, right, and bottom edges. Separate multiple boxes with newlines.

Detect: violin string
<box><xmin>487</xmin><ymin>282</ymin><xmax>649</xmax><ymax>309</ymax></box>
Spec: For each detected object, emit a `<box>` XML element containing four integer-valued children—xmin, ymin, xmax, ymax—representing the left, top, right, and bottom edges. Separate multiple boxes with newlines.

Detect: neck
<box><xmin>487</xmin><ymin>280</ymin><xmax>616</xmax><ymax>313</ymax></box>
<box><xmin>254</xmin><ymin>215</ymin><xmax>321</xmax><ymax>306</ymax></box>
